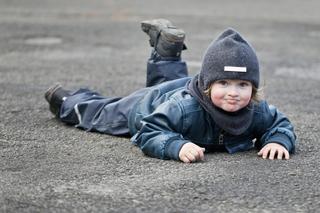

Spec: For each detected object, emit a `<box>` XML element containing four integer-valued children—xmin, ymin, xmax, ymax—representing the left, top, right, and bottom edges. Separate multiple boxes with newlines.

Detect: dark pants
<box><xmin>59</xmin><ymin>51</ymin><xmax>188</xmax><ymax>136</ymax></box>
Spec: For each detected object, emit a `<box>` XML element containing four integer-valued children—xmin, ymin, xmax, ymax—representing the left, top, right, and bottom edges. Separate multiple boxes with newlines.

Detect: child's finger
<box><xmin>277</xmin><ymin>150</ymin><xmax>283</xmax><ymax>160</ymax></box>
<box><xmin>193</xmin><ymin>147</ymin><xmax>204</xmax><ymax>161</ymax></box>
<box><xmin>186</xmin><ymin>152</ymin><xmax>196</xmax><ymax>162</ymax></box>
<box><xmin>262</xmin><ymin>148</ymin><xmax>270</xmax><ymax>159</ymax></box>
<box><xmin>197</xmin><ymin>149</ymin><xmax>205</xmax><ymax>161</ymax></box>
<box><xmin>181</xmin><ymin>156</ymin><xmax>190</xmax><ymax>163</ymax></box>
<box><xmin>258</xmin><ymin>148</ymin><xmax>265</xmax><ymax>156</ymax></box>
<box><xmin>195</xmin><ymin>150</ymin><xmax>204</xmax><ymax>161</ymax></box>
<box><xmin>193</xmin><ymin>152</ymin><xmax>201</xmax><ymax>161</ymax></box>
<box><xmin>284</xmin><ymin>150</ymin><xmax>290</xmax><ymax>160</ymax></box>
<box><xmin>269</xmin><ymin>149</ymin><xmax>276</xmax><ymax>160</ymax></box>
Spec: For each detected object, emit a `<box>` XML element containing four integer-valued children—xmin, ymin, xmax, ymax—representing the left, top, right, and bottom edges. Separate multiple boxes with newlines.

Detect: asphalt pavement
<box><xmin>1</xmin><ymin>0</ymin><xmax>320</xmax><ymax>212</ymax></box>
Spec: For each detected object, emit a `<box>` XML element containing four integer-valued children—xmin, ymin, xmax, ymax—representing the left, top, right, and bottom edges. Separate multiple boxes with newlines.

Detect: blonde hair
<box><xmin>204</xmin><ymin>84</ymin><xmax>263</xmax><ymax>104</ymax></box>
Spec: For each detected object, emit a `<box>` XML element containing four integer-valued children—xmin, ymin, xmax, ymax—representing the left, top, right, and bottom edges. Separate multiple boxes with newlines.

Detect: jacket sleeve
<box><xmin>255</xmin><ymin>102</ymin><xmax>297</xmax><ymax>153</ymax></box>
<box><xmin>131</xmin><ymin>98</ymin><xmax>189</xmax><ymax>160</ymax></box>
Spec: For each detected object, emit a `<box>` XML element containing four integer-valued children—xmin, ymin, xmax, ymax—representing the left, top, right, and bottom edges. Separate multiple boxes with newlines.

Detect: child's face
<box><xmin>210</xmin><ymin>79</ymin><xmax>252</xmax><ymax>112</ymax></box>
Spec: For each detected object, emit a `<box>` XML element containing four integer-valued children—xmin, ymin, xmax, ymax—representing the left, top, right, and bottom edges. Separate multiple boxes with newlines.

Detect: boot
<box><xmin>44</xmin><ymin>84</ymin><xmax>70</xmax><ymax>117</ymax></box>
<box><xmin>141</xmin><ymin>18</ymin><xmax>187</xmax><ymax>57</ymax></box>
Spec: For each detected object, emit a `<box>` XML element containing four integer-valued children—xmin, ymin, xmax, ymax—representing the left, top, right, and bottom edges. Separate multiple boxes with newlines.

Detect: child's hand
<box><xmin>258</xmin><ymin>143</ymin><xmax>290</xmax><ymax>160</ymax></box>
<box><xmin>179</xmin><ymin>142</ymin><xmax>205</xmax><ymax>163</ymax></box>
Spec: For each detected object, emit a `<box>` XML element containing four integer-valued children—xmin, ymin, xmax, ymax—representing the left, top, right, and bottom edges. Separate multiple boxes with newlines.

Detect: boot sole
<box><xmin>141</xmin><ymin>19</ymin><xmax>172</xmax><ymax>33</ymax></box>
<box><xmin>141</xmin><ymin>22</ymin><xmax>185</xmax><ymax>43</ymax></box>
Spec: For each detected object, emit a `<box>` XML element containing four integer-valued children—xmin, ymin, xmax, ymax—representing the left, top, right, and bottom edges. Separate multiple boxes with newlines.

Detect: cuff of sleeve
<box><xmin>266</xmin><ymin>133</ymin><xmax>293</xmax><ymax>153</ymax></box>
<box><xmin>164</xmin><ymin>140</ymin><xmax>189</xmax><ymax>160</ymax></box>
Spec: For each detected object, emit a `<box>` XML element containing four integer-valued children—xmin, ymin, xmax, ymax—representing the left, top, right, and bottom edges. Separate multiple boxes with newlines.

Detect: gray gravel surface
<box><xmin>1</xmin><ymin>0</ymin><xmax>320</xmax><ymax>212</ymax></box>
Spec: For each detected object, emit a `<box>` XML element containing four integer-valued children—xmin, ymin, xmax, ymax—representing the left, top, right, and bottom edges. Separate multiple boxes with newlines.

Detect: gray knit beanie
<box><xmin>199</xmin><ymin>28</ymin><xmax>259</xmax><ymax>91</ymax></box>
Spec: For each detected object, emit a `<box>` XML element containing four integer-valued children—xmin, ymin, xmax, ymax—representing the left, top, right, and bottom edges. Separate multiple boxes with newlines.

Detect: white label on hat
<box><xmin>224</xmin><ymin>66</ymin><xmax>247</xmax><ymax>72</ymax></box>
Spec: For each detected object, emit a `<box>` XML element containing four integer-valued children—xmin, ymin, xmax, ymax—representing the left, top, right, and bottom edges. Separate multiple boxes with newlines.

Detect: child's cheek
<box><xmin>244</xmin><ymin>91</ymin><xmax>253</xmax><ymax>105</ymax></box>
<box><xmin>245</xmin><ymin>96</ymin><xmax>252</xmax><ymax>105</ymax></box>
<box><xmin>210</xmin><ymin>92</ymin><xmax>223</xmax><ymax>107</ymax></box>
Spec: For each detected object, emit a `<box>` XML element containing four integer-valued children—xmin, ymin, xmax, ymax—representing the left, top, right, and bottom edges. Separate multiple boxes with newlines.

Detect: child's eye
<box><xmin>239</xmin><ymin>82</ymin><xmax>249</xmax><ymax>87</ymax></box>
<box><xmin>217</xmin><ymin>80</ymin><xmax>228</xmax><ymax>86</ymax></box>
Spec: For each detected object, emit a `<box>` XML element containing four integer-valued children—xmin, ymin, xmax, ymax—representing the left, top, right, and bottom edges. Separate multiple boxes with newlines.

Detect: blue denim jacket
<box><xmin>128</xmin><ymin>77</ymin><xmax>296</xmax><ymax>160</ymax></box>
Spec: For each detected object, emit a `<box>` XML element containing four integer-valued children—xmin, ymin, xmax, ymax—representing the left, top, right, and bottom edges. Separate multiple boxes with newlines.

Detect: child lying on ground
<box><xmin>45</xmin><ymin>19</ymin><xmax>296</xmax><ymax>163</ymax></box>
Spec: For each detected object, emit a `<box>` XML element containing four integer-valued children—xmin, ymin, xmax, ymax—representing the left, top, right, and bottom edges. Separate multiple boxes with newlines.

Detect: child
<box><xmin>45</xmin><ymin>19</ymin><xmax>296</xmax><ymax>163</ymax></box>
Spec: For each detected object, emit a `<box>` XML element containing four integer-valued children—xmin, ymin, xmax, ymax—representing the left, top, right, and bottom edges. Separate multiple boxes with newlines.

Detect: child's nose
<box><xmin>228</xmin><ymin>87</ymin><xmax>239</xmax><ymax>97</ymax></box>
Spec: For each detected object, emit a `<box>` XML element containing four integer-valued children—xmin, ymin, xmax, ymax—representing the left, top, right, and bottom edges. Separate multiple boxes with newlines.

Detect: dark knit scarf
<box><xmin>188</xmin><ymin>75</ymin><xmax>254</xmax><ymax>135</ymax></box>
